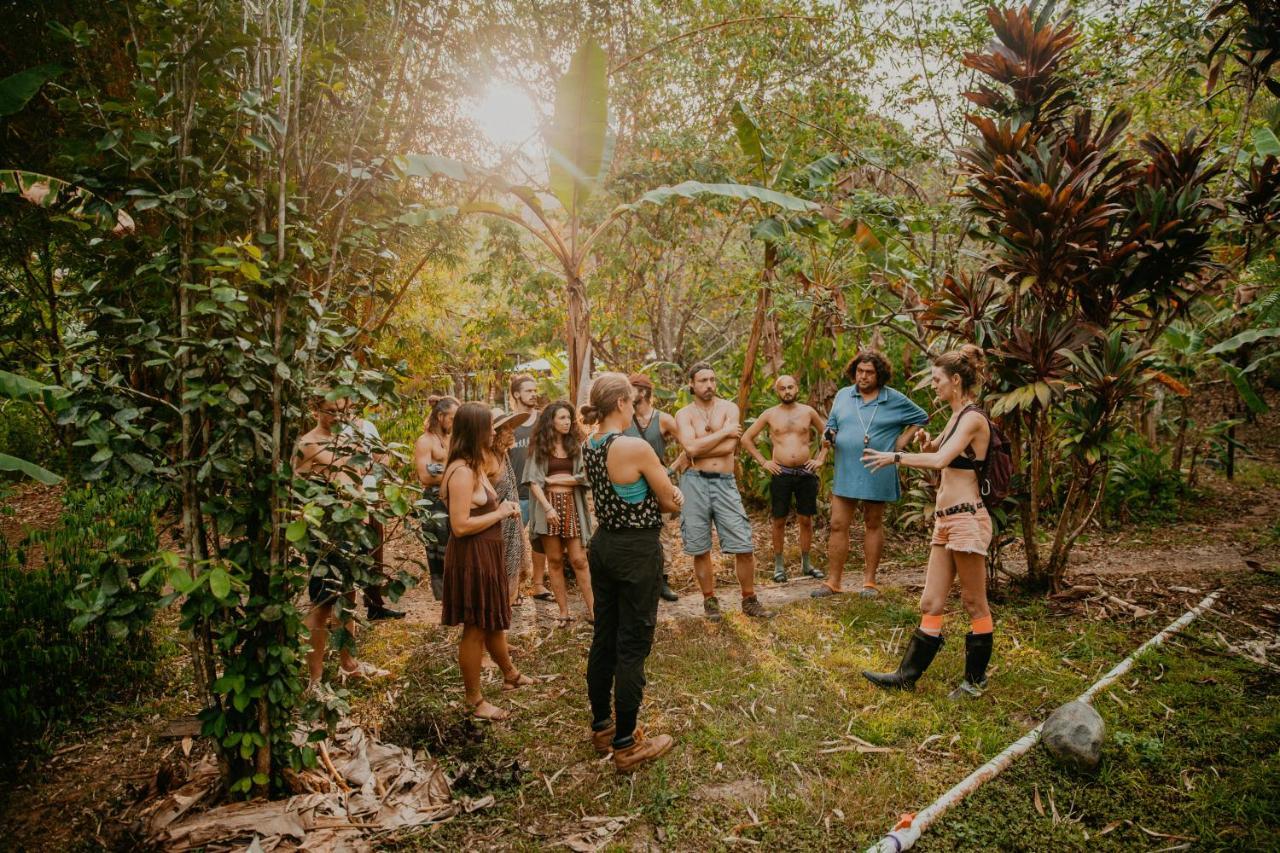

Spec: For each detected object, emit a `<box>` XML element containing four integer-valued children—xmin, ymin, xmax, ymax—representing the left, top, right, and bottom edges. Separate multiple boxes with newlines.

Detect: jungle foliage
<box><xmin>0</xmin><ymin>0</ymin><xmax>1276</xmax><ymax>795</ymax></box>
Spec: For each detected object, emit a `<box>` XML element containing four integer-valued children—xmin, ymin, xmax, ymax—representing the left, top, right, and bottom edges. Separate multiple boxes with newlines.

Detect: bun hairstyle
<box><xmin>933</xmin><ymin>344</ymin><xmax>986</xmax><ymax>393</ymax></box>
<box><xmin>426</xmin><ymin>395</ymin><xmax>459</xmax><ymax>435</ymax></box>
<box><xmin>509</xmin><ymin>372</ymin><xmax>535</xmax><ymax>396</ymax></box>
<box><xmin>579</xmin><ymin>371</ymin><xmax>632</xmax><ymax>426</ymax></box>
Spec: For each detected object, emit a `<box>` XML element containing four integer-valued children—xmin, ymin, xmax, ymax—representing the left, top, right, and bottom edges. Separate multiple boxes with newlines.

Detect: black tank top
<box><xmin>583</xmin><ymin>433</ymin><xmax>662</xmax><ymax>530</ymax></box>
<box><xmin>940</xmin><ymin>405</ymin><xmax>985</xmax><ymax>470</ymax></box>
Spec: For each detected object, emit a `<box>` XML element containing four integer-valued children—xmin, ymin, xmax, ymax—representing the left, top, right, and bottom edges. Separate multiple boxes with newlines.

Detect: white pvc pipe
<box><xmin>865</xmin><ymin>590</ymin><xmax>1221</xmax><ymax>853</ymax></box>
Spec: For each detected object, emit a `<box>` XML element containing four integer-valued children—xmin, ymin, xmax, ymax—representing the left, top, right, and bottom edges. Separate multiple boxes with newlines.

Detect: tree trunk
<box><xmin>736</xmin><ymin>242</ymin><xmax>776</xmax><ymax>416</ymax></box>
<box><xmin>1172</xmin><ymin>397</ymin><xmax>1189</xmax><ymax>475</ymax></box>
<box><xmin>1020</xmin><ymin>407</ymin><xmax>1047</xmax><ymax>590</ymax></box>
<box><xmin>566</xmin><ymin>271</ymin><xmax>591</xmax><ymax>407</ymax></box>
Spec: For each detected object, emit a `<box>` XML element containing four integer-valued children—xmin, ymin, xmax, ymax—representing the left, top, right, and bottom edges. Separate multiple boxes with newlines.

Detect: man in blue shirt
<box><xmin>812</xmin><ymin>350</ymin><xmax>928</xmax><ymax>599</ymax></box>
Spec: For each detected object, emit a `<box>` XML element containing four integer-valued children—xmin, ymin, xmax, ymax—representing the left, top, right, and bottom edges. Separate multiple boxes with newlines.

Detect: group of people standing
<box><xmin>299</xmin><ymin>344</ymin><xmax>999</xmax><ymax>775</ymax></box>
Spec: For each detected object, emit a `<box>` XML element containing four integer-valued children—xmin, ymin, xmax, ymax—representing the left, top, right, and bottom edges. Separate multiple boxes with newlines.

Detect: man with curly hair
<box><xmin>813</xmin><ymin>350</ymin><xmax>928</xmax><ymax>599</ymax></box>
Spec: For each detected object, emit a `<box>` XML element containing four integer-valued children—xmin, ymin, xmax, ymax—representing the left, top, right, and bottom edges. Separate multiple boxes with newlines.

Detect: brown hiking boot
<box><xmin>703</xmin><ymin>595</ymin><xmax>723</xmax><ymax>622</ymax></box>
<box><xmin>612</xmin><ymin>731</ymin><xmax>674</xmax><ymax>773</ymax></box>
<box><xmin>591</xmin><ymin>724</ymin><xmax>645</xmax><ymax>755</ymax></box>
<box><xmin>741</xmin><ymin>595</ymin><xmax>775</xmax><ymax>619</ymax></box>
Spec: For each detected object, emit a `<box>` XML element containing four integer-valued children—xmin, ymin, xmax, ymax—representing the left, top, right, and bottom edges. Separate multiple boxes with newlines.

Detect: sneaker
<box><xmin>703</xmin><ymin>596</ymin><xmax>723</xmax><ymax>622</ymax></box>
<box><xmin>741</xmin><ymin>596</ymin><xmax>775</xmax><ymax>619</ymax></box>
<box><xmin>367</xmin><ymin>605</ymin><xmax>406</xmax><ymax>621</ymax></box>
<box><xmin>613</xmin><ymin>731</ymin><xmax>675</xmax><ymax>774</ymax></box>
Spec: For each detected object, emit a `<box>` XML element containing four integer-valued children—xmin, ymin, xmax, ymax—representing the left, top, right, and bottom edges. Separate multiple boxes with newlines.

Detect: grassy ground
<box><xmin>353</xmin><ymin>570</ymin><xmax>1279</xmax><ymax>851</ymax></box>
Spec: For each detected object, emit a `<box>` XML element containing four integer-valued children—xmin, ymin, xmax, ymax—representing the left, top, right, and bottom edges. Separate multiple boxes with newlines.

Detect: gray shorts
<box><xmin>679</xmin><ymin>471</ymin><xmax>754</xmax><ymax>555</ymax></box>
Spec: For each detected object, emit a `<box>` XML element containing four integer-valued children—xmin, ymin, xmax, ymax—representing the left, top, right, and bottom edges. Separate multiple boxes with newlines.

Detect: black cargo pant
<box><xmin>587</xmin><ymin>526</ymin><xmax>663</xmax><ymax>749</ymax></box>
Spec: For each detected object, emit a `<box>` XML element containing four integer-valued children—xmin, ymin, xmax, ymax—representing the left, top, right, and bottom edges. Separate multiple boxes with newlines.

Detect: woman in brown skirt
<box><xmin>441</xmin><ymin>402</ymin><xmax>537</xmax><ymax>721</ymax></box>
<box><xmin>523</xmin><ymin>401</ymin><xmax>595</xmax><ymax>625</ymax></box>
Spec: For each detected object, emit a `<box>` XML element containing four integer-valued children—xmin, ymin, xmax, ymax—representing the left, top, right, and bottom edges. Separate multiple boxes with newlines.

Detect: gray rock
<box><xmin>1041</xmin><ymin>701</ymin><xmax>1104</xmax><ymax>770</ymax></box>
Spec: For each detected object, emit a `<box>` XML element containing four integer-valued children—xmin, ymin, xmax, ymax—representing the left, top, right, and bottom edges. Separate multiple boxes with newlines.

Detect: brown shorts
<box><xmin>931</xmin><ymin>505</ymin><xmax>992</xmax><ymax>555</ymax></box>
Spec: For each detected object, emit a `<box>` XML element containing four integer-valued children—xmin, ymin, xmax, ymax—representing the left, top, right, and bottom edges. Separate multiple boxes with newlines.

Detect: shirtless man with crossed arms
<box><xmin>675</xmin><ymin>362</ymin><xmax>774</xmax><ymax>622</ymax></box>
<box><xmin>741</xmin><ymin>375</ymin><xmax>829</xmax><ymax>583</ymax></box>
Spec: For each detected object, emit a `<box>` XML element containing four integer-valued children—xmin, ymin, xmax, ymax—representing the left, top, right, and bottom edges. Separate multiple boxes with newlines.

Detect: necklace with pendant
<box><xmin>853</xmin><ymin>391</ymin><xmax>880</xmax><ymax>447</ymax></box>
<box><xmin>694</xmin><ymin>403</ymin><xmax>715</xmax><ymax>433</ymax></box>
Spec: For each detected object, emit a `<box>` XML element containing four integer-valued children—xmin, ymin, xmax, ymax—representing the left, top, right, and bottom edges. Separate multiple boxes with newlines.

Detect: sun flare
<box><xmin>465</xmin><ymin>79</ymin><xmax>542</xmax><ymax>153</ymax></box>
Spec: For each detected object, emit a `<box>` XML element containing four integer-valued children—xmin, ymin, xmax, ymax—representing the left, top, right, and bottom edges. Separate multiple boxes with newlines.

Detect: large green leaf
<box><xmin>1205</xmin><ymin>326</ymin><xmax>1280</xmax><ymax>356</ymax></box>
<box><xmin>730</xmin><ymin>101</ymin><xmax>771</xmax><ymax>181</ymax></box>
<box><xmin>800</xmin><ymin>153</ymin><xmax>849</xmax><ymax>189</ymax></box>
<box><xmin>1223</xmin><ymin>364</ymin><xmax>1269</xmax><ymax>414</ymax></box>
<box><xmin>1254</xmin><ymin>126</ymin><xmax>1280</xmax><ymax>157</ymax></box>
<box><xmin>0</xmin><ymin>369</ymin><xmax>48</xmax><ymax>402</ymax></box>
<box><xmin>0</xmin><ymin>452</ymin><xmax>62</xmax><ymax>484</ymax></box>
<box><xmin>546</xmin><ymin>39</ymin><xmax>608</xmax><ymax>217</ymax></box>
<box><xmin>1</xmin><ymin>170</ymin><xmax>132</xmax><ymax>232</ymax></box>
<box><xmin>0</xmin><ymin>64</ymin><xmax>63</xmax><ymax>116</ymax></box>
<box><xmin>395</xmin><ymin>153</ymin><xmax>484</xmax><ymax>182</ymax></box>
<box><xmin>618</xmin><ymin>180</ymin><xmax>819</xmax><ymax>215</ymax></box>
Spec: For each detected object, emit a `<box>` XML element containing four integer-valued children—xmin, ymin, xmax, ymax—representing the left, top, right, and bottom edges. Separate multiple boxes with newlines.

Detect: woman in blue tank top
<box><xmin>578</xmin><ymin>372</ymin><xmax>685</xmax><ymax>774</ymax></box>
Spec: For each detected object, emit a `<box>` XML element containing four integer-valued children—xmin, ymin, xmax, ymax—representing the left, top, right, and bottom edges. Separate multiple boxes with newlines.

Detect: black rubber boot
<box><xmin>862</xmin><ymin>629</ymin><xmax>944</xmax><ymax>691</ymax></box>
<box><xmin>659</xmin><ymin>575</ymin><xmax>679</xmax><ymax>603</ymax></box>
<box><xmin>949</xmin><ymin>632</ymin><xmax>992</xmax><ymax>699</ymax></box>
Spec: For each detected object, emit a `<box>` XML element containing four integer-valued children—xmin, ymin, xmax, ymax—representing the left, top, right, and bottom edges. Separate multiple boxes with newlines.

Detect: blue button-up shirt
<box><xmin>826</xmin><ymin>385</ymin><xmax>929</xmax><ymax>502</ymax></box>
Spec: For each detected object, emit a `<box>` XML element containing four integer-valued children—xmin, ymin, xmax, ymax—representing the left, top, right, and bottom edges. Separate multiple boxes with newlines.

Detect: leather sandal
<box><xmin>502</xmin><ymin>670</ymin><xmax>539</xmax><ymax>691</ymax></box>
<box><xmin>469</xmin><ymin>698</ymin><xmax>511</xmax><ymax>721</ymax></box>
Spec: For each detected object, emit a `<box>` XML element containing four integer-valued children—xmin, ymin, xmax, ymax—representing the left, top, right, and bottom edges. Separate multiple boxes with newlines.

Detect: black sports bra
<box><xmin>940</xmin><ymin>406</ymin><xmax>986</xmax><ymax>471</ymax></box>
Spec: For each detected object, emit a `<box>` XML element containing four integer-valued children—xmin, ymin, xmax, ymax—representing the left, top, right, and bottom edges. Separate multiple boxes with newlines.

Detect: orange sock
<box><xmin>919</xmin><ymin>614</ymin><xmax>944</xmax><ymax>636</ymax></box>
<box><xmin>971</xmin><ymin>616</ymin><xmax>993</xmax><ymax>635</ymax></box>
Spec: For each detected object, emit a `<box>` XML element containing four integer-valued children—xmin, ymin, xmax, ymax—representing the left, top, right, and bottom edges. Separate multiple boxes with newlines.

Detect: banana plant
<box><xmin>723</xmin><ymin>100</ymin><xmax>865</xmax><ymax>414</ymax></box>
<box><xmin>396</xmin><ymin>41</ymin><xmax>818</xmax><ymax>403</ymax></box>
<box><xmin>0</xmin><ymin>370</ymin><xmax>63</xmax><ymax>484</ymax></box>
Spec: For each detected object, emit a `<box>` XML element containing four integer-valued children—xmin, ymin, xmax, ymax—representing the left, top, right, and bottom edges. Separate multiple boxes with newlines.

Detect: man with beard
<box><xmin>623</xmin><ymin>372</ymin><xmax>685</xmax><ymax>603</ymax></box>
<box><xmin>814</xmin><ymin>350</ymin><xmax>928</xmax><ymax>599</ymax></box>
<box><xmin>507</xmin><ymin>373</ymin><xmax>553</xmax><ymax>600</ymax></box>
<box><xmin>741</xmin><ymin>375</ymin><xmax>829</xmax><ymax>583</ymax></box>
<box><xmin>675</xmin><ymin>363</ymin><xmax>773</xmax><ymax>621</ymax></box>
<box><xmin>414</xmin><ymin>396</ymin><xmax>459</xmax><ymax>600</ymax></box>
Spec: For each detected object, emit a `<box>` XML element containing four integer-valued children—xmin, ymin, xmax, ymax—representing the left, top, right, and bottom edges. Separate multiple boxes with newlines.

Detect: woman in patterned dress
<box><xmin>487</xmin><ymin>408</ymin><xmax>533</xmax><ymax>605</ymax></box>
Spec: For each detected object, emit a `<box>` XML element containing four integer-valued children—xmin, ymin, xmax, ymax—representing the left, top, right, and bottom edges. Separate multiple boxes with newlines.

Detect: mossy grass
<box><xmin>371</xmin><ymin>580</ymin><xmax>1278</xmax><ymax>850</ymax></box>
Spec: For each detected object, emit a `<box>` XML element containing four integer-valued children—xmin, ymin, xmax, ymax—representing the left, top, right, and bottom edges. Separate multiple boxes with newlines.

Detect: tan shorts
<box><xmin>931</xmin><ymin>505</ymin><xmax>992</xmax><ymax>555</ymax></box>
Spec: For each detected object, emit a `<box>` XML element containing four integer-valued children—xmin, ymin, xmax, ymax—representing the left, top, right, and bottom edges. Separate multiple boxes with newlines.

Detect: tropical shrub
<box><xmin>0</xmin><ymin>484</ymin><xmax>162</xmax><ymax>766</ymax></box>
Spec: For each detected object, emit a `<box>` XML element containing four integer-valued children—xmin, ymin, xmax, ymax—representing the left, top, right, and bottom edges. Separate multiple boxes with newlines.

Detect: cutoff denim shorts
<box><xmin>679</xmin><ymin>471</ymin><xmax>755</xmax><ymax>556</ymax></box>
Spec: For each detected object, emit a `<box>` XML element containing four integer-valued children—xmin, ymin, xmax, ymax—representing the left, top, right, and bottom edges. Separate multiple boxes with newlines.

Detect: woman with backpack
<box><xmin>859</xmin><ymin>344</ymin><xmax>1006</xmax><ymax>698</ymax></box>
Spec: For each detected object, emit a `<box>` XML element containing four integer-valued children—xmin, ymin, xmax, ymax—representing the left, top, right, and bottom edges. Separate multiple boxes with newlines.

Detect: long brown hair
<box><xmin>530</xmin><ymin>400</ymin><xmax>583</xmax><ymax>463</ymax></box>
<box><xmin>446</xmin><ymin>402</ymin><xmax>492</xmax><ymax>473</ymax></box>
